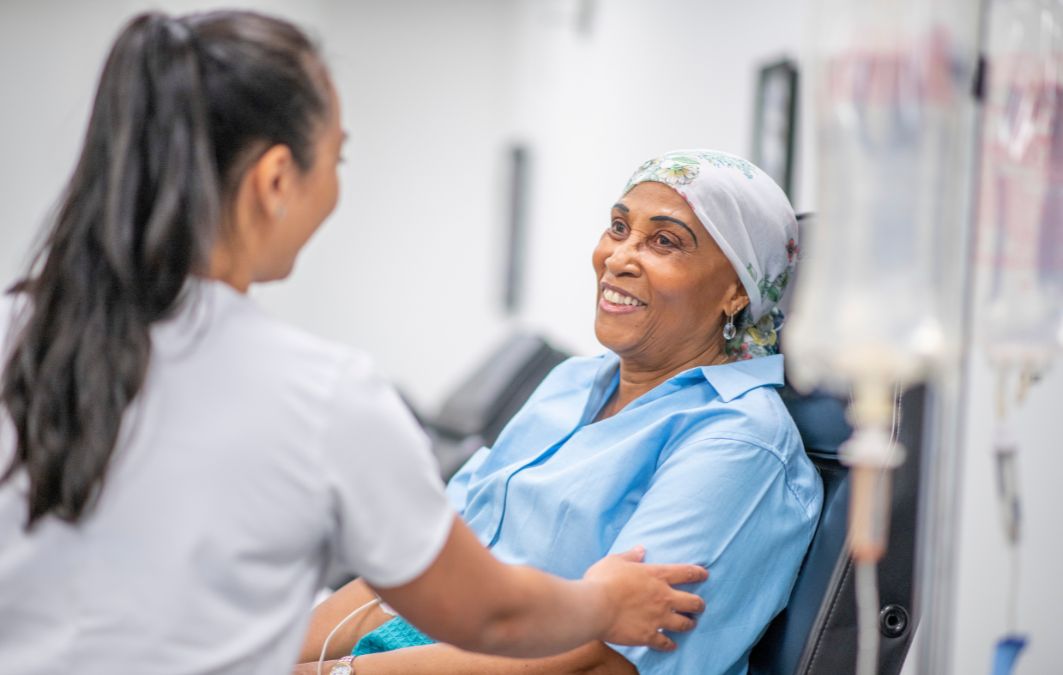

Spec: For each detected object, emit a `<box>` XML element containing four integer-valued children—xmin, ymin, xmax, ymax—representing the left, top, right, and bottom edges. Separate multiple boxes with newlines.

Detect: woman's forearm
<box><xmin>298</xmin><ymin>579</ymin><xmax>391</xmax><ymax>663</ymax></box>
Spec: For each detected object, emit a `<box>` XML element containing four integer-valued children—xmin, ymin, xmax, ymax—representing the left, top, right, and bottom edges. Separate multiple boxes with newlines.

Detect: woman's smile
<box><xmin>599</xmin><ymin>282</ymin><xmax>647</xmax><ymax>314</ymax></box>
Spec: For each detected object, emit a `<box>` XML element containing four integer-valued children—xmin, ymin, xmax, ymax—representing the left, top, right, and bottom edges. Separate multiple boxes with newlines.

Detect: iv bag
<box><xmin>978</xmin><ymin>0</ymin><xmax>1063</xmax><ymax>369</ymax></box>
<box><xmin>787</xmin><ymin>0</ymin><xmax>981</xmax><ymax>392</ymax></box>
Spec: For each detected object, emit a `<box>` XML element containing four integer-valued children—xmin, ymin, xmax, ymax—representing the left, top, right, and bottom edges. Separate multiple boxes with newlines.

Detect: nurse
<box><xmin>0</xmin><ymin>11</ymin><xmax>706</xmax><ymax>674</ymax></box>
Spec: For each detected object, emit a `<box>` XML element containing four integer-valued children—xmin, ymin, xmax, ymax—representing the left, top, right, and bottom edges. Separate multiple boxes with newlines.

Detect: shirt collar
<box><xmin>696</xmin><ymin>354</ymin><xmax>785</xmax><ymax>402</ymax></box>
<box><xmin>594</xmin><ymin>352</ymin><xmax>785</xmax><ymax>404</ymax></box>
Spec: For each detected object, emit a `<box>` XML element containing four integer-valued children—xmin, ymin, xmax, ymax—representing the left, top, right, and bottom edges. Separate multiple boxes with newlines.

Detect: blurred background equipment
<box><xmin>975</xmin><ymin>0</ymin><xmax>1063</xmax><ymax>671</ymax></box>
<box><xmin>752</xmin><ymin>58</ymin><xmax>800</xmax><ymax>200</ymax></box>
<box><xmin>419</xmin><ymin>332</ymin><xmax>568</xmax><ymax>480</ymax></box>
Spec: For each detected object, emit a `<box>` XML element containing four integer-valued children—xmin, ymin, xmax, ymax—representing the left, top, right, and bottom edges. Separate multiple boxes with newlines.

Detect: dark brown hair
<box><xmin>1</xmin><ymin>10</ymin><xmax>329</xmax><ymax>528</ymax></box>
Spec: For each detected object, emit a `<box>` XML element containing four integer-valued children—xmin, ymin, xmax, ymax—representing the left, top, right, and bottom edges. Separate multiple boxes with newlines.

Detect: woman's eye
<box><xmin>655</xmin><ymin>234</ymin><xmax>676</xmax><ymax>247</ymax></box>
<box><xmin>610</xmin><ymin>220</ymin><xmax>627</xmax><ymax>235</ymax></box>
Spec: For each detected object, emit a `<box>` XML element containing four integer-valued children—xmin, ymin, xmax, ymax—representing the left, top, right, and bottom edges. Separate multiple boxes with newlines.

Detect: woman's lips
<box><xmin>599</xmin><ymin>295</ymin><xmax>644</xmax><ymax>314</ymax></box>
<box><xmin>598</xmin><ymin>285</ymin><xmax>647</xmax><ymax>314</ymax></box>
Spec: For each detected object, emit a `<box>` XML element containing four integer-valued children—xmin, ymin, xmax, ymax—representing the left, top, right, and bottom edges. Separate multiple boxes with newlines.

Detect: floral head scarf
<box><xmin>623</xmin><ymin>149</ymin><xmax>798</xmax><ymax>360</ymax></box>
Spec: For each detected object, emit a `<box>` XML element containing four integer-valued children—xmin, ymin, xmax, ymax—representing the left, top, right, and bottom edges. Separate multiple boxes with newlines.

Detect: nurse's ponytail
<box><xmin>1</xmin><ymin>11</ymin><xmax>329</xmax><ymax>528</ymax></box>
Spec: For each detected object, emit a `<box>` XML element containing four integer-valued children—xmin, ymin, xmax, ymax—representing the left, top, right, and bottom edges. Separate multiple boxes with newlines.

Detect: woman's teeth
<box><xmin>602</xmin><ymin>288</ymin><xmax>644</xmax><ymax>306</ymax></box>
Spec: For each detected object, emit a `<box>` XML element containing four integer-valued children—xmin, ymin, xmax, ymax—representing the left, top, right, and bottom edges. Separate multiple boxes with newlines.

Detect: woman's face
<box><xmin>592</xmin><ymin>181</ymin><xmax>747</xmax><ymax>363</ymax></box>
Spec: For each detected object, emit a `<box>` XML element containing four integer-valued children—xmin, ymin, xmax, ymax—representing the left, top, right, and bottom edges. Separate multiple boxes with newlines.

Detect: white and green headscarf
<box><xmin>623</xmin><ymin>149</ymin><xmax>798</xmax><ymax>360</ymax></box>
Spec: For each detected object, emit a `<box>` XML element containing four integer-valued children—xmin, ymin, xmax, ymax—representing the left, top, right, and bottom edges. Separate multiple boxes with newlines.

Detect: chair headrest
<box><xmin>778</xmin><ymin>384</ymin><xmax>852</xmax><ymax>461</ymax></box>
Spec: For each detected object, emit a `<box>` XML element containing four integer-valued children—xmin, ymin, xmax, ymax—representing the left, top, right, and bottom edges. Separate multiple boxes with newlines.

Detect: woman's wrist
<box><xmin>328</xmin><ymin>654</ymin><xmax>356</xmax><ymax>674</ymax></box>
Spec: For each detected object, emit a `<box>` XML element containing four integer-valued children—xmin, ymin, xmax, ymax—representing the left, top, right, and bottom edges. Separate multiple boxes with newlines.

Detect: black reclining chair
<box><xmin>747</xmin><ymin>383</ymin><xmax>923</xmax><ymax>674</ymax></box>
<box><xmin>423</xmin><ymin>333</ymin><xmax>568</xmax><ymax>480</ymax></box>
<box><xmin>423</xmin><ymin>331</ymin><xmax>923</xmax><ymax>675</ymax></box>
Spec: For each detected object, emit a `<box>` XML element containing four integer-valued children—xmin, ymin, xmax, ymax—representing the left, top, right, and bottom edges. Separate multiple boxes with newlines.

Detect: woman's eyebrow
<box><xmin>650</xmin><ymin>215</ymin><xmax>699</xmax><ymax>245</ymax></box>
<box><xmin>612</xmin><ymin>203</ymin><xmax>629</xmax><ymax>213</ymax></box>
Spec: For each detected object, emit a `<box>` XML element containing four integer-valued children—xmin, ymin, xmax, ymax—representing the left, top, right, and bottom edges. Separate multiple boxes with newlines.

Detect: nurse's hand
<box><xmin>371</xmin><ymin>517</ymin><xmax>706</xmax><ymax>659</ymax></box>
<box><xmin>583</xmin><ymin>546</ymin><xmax>708</xmax><ymax>651</ymax></box>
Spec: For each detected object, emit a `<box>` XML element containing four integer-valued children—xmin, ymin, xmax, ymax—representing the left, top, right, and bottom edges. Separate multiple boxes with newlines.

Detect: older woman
<box><xmin>299</xmin><ymin>150</ymin><xmax>823</xmax><ymax>675</ymax></box>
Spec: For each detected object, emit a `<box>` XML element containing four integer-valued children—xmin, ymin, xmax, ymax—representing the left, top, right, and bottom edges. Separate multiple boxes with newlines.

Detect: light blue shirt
<box><xmin>446</xmin><ymin>352</ymin><xmax>822</xmax><ymax>675</ymax></box>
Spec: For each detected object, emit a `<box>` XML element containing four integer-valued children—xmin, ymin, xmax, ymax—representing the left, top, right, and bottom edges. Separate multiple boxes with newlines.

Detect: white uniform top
<box><xmin>0</xmin><ymin>279</ymin><xmax>453</xmax><ymax>674</ymax></box>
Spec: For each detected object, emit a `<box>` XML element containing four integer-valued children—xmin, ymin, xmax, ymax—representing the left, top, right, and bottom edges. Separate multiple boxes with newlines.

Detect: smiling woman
<box><xmin>300</xmin><ymin>150</ymin><xmax>823</xmax><ymax>675</ymax></box>
<box><xmin>594</xmin><ymin>182</ymin><xmax>749</xmax><ymax>390</ymax></box>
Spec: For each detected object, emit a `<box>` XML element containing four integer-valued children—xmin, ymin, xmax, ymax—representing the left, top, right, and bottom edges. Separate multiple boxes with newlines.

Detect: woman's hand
<box><xmin>583</xmin><ymin>546</ymin><xmax>708</xmax><ymax>651</ymax></box>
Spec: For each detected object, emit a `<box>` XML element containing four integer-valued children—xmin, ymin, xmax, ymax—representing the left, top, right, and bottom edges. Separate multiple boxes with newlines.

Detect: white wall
<box><xmin>1</xmin><ymin>1</ymin><xmax>1061</xmax><ymax>673</ymax></box>
<box><xmin>252</xmin><ymin>0</ymin><xmax>521</xmax><ymax>409</ymax></box>
<box><xmin>0</xmin><ymin>0</ymin><xmax>516</xmax><ymax>410</ymax></box>
<box><xmin>950</xmin><ymin>357</ymin><xmax>1063</xmax><ymax>675</ymax></box>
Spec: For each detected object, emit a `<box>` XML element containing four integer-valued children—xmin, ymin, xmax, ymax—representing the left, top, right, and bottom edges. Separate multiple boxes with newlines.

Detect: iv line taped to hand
<box><xmin>317</xmin><ymin>597</ymin><xmax>382</xmax><ymax>675</ymax></box>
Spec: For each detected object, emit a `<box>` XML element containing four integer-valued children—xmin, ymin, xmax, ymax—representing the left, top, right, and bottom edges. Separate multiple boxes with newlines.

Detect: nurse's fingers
<box><xmin>646</xmin><ymin>562</ymin><xmax>709</xmax><ymax>586</ymax></box>
<box><xmin>648</xmin><ymin>630</ymin><xmax>678</xmax><ymax>652</ymax></box>
<box><xmin>659</xmin><ymin>610</ymin><xmax>697</xmax><ymax>634</ymax></box>
<box><xmin>668</xmin><ymin>589</ymin><xmax>707</xmax><ymax>615</ymax></box>
<box><xmin>613</xmin><ymin>545</ymin><xmax>646</xmax><ymax>563</ymax></box>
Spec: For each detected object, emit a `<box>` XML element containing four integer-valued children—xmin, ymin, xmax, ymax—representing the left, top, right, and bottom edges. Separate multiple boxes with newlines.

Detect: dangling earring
<box><xmin>722</xmin><ymin>312</ymin><xmax>737</xmax><ymax>340</ymax></box>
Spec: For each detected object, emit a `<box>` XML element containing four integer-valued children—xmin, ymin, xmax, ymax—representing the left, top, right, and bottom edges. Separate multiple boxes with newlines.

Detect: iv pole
<box><xmin>915</xmin><ymin>0</ymin><xmax>992</xmax><ymax>672</ymax></box>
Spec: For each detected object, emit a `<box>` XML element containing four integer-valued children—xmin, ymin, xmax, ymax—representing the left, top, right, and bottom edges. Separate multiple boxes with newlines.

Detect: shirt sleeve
<box><xmin>606</xmin><ymin>436</ymin><xmax>818</xmax><ymax>675</ymax></box>
<box><xmin>443</xmin><ymin>445</ymin><xmax>490</xmax><ymax>516</ymax></box>
<box><xmin>318</xmin><ymin>354</ymin><xmax>454</xmax><ymax>588</ymax></box>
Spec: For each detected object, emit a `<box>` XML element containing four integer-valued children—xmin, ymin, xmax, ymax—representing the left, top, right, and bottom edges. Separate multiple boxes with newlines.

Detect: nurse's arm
<box><xmin>299</xmin><ymin>582</ymin><xmax>634</xmax><ymax>673</ymax></box>
<box><xmin>370</xmin><ymin>515</ymin><xmax>704</xmax><ymax>659</ymax></box>
<box><xmin>297</xmin><ymin>641</ymin><xmax>635</xmax><ymax>674</ymax></box>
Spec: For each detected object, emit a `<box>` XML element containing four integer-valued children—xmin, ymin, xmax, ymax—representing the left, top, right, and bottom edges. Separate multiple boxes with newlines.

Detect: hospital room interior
<box><xmin>0</xmin><ymin>0</ymin><xmax>1060</xmax><ymax>673</ymax></box>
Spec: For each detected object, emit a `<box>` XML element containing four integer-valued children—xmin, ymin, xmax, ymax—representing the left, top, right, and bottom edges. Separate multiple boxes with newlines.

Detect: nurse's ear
<box><xmin>218</xmin><ymin>144</ymin><xmax>297</xmax><ymax>285</ymax></box>
<box><xmin>228</xmin><ymin>143</ymin><xmax>296</xmax><ymax>250</ymax></box>
<box><xmin>246</xmin><ymin>143</ymin><xmax>296</xmax><ymax>229</ymax></box>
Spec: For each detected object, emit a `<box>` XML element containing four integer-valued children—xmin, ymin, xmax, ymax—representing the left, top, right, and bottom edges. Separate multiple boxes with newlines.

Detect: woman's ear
<box><xmin>725</xmin><ymin>287</ymin><xmax>750</xmax><ymax>318</ymax></box>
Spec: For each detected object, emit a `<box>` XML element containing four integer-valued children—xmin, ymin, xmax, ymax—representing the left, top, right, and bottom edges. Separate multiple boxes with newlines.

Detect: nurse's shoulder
<box><xmin>153</xmin><ymin>278</ymin><xmax>381</xmax><ymax>399</ymax></box>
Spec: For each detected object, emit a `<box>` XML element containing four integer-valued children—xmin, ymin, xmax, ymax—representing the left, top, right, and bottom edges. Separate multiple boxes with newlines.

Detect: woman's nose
<box><xmin>604</xmin><ymin>238</ymin><xmax>640</xmax><ymax>276</ymax></box>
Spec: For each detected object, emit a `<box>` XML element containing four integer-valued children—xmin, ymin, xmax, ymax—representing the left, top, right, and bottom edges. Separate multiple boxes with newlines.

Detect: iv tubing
<box><xmin>855</xmin><ymin>560</ymin><xmax>881</xmax><ymax>675</ymax></box>
<box><xmin>317</xmin><ymin>597</ymin><xmax>382</xmax><ymax>675</ymax></box>
<box><xmin>1007</xmin><ymin>544</ymin><xmax>1020</xmax><ymax>633</ymax></box>
<box><xmin>848</xmin><ymin>383</ymin><xmax>903</xmax><ymax>674</ymax></box>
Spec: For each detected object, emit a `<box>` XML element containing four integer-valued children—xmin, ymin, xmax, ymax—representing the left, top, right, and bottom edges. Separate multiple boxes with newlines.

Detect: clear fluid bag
<box><xmin>788</xmin><ymin>0</ymin><xmax>980</xmax><ymax>393</ymax></box>
<box><xmin>978</xmin><ymin>0</ymin><xmax>1063</xmax><ymax>371</ymax></box>
<box><xmin>785</xmin><ymin>8</ymin><xmax>982</xmax><ymax>672</ymax></box>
